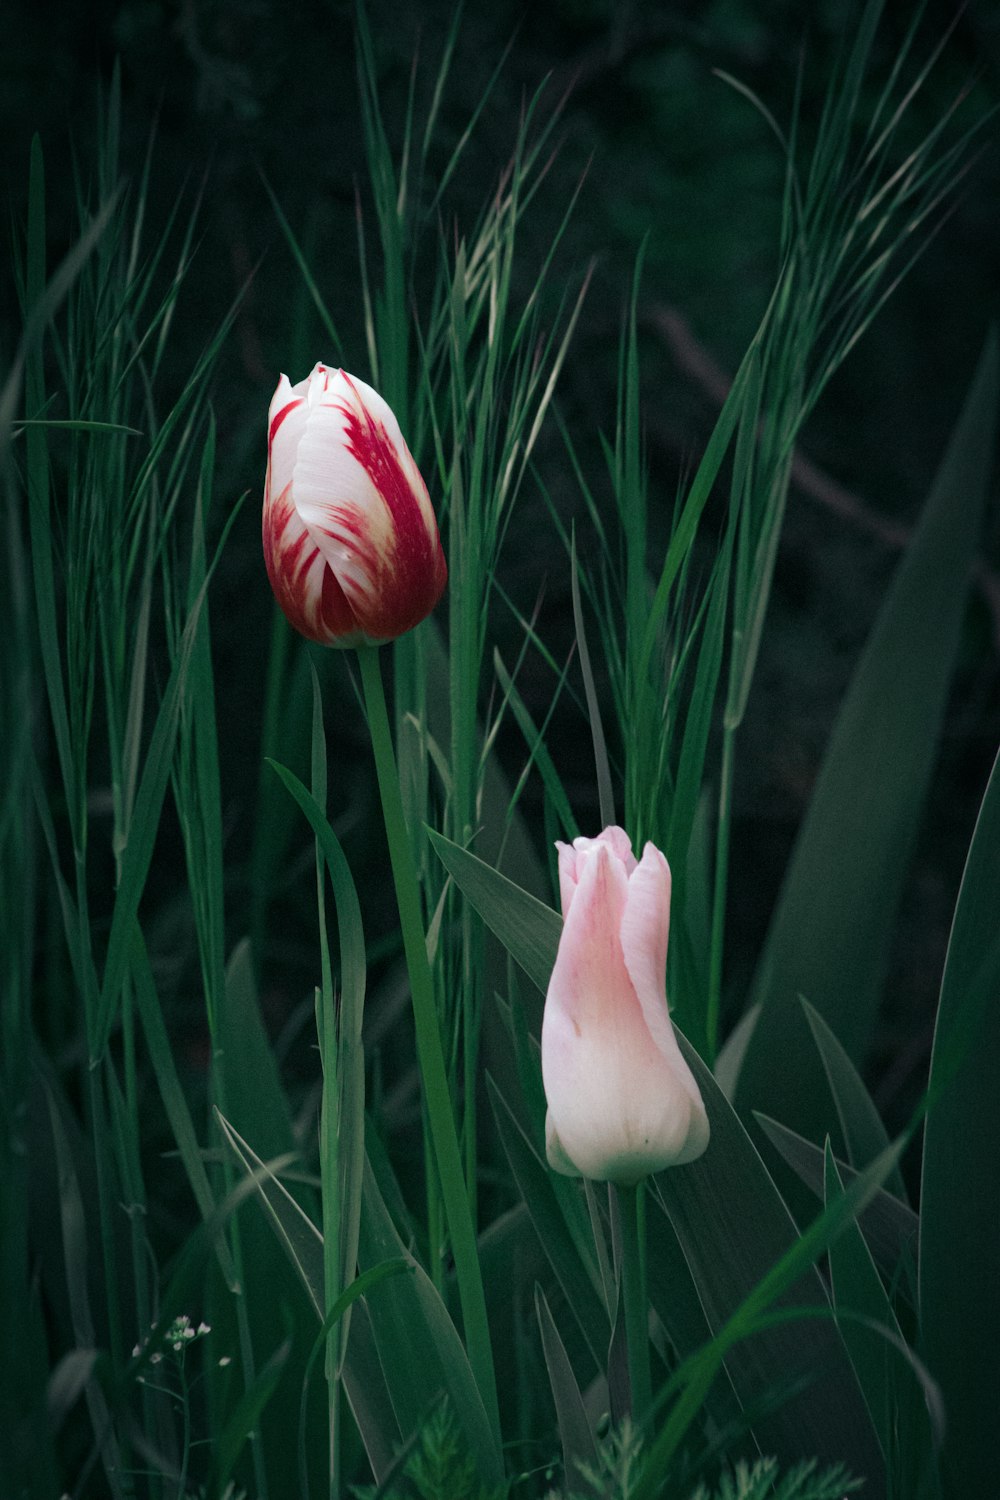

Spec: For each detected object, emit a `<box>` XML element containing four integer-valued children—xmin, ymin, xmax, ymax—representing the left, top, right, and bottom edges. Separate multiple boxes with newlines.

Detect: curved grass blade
<box><xmin>489</xmin><ymin>1077</ymin><xmax>610</xmax><ymax>1372</ymax></box>
<box><xmin>635</xmin><ymin>1131</ymin><xmax>906</xmax><ymax>1500</ymax></box>
<box><xmin>824</xmin><ymin>1146</ymin><xmax>939</xmax><ymax>1494</ymax></box>
<box><xmin>756</xmin><ymin>1113</ymin><xmax>918</xmax><ymax>1277</ymax></box>
<box><xmin>919</xmin><ymin>742</ymin><xmax>1000</xmax><ymax>1499</ymax></box>
<box><xmin>652</xmin><ymin>1039</ymin><xmax>885</xmax><ymax>1486</ymax></box>
<box><xmin>535</xmin><ymin>1283</ymin><xmax>600</xmax><ymax>1494</ymax></box>
<box><xmin>738</xmin><ymin>333</ymin><xmax>998</xmax><ymax>1141</ymax></box>
<box><xmin>803</xmin><ymin>999</ymin><xmax>907</xmax><ymax>1202</ymax></box>
<box><xmin>356</xmin><ymin>1155</ymin><xmax>504</xmax><ymax>1487</ymax></box>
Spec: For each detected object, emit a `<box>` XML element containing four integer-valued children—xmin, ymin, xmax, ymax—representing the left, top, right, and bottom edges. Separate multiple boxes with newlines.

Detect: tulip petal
<box><xmin>557</xmin><ymin>826</ymin><xmax>636</xmax><ymax>917</ymax></box>
<box><xmin>262</xmin><ymin>477</ymin><xmax>360</xmax><ymax>644</ymax></box>
<box><xmin>267</xmin><ymin>374</ymin><xmax>309</xmax><ymax>505</ymax></box>
<box><xmin>544</xmin><ymin>1112</ymin><xmax>580</xmax><ymax>1178</ymax></box>
<box><xmin>621</xmin><ymin>845</ymin><xmax>710</xmax><ymax>1160</ymax></box>
<box><xmin>619</xmin><ymin>843</ymin><xmax>674</xmax><ymax>1050</ymax></box>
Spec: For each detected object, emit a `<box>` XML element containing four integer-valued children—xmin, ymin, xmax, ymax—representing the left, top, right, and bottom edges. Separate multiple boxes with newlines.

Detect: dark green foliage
<box><xmin>685</xmin><ymin>1456</ymin><xmax>861</xmax><ymax>1500</ymax></box>
<box><xmin>353</xmin><ymin>1400</ymin><xmax>510</xmax><ymax>1500</ymax></box>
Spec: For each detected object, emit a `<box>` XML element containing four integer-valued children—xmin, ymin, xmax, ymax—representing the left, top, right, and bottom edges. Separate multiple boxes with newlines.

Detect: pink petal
<box><xmin>620</xmin><ymin>842</ymin><xmax>711</xmax><ymax>1151</ymax></box>
<box><xmin>555</xmin><ymin>840</ymin><xmax>579</xmax><ymax>917</ymax></box>
<box><xmin>619</xmin><ymin>842</ymin><xmax>674</xmax><ymax>1051</ymax></box>
<box><xmin>557</xmin><ymin>826</ymin><xmax>637</xmax><ymax>918</ymax></box>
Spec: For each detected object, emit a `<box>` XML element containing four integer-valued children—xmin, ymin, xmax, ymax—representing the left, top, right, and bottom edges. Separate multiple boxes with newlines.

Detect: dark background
<box><xmin>6</xmin><ymin>0</ymin><xmax>999</xmax><ymax>1146</ymax></box>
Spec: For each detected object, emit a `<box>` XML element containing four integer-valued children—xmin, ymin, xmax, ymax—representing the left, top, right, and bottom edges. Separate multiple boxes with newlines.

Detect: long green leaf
<box><xmin>919</xmin><ymin>742</ymin><xmax>1000</xmax><ymax>1499</ymax></box>
<box><xmin>489</xmin><ymin>1078</ymin><xmax>610</xmax><ymax>1372</ymax></box>
<box><xmin>216</xmin><ymin>1113</ymin><xmax>402</xmax><ymax>1484</ymax></box>
<box><xmin>206</xmin><ymin>1338</ymin><xmax>291</xmax><ymax>1500</ymax></box>
<box><xmin>824</xmin><ymin>1146</ymin><xmax>939</xmax><ymax>1496</ymax></box>
<box><xmin>755</xmin><ymin>1113</ymin><xmax>918</xmax><ymax>1277</ymax></box>
<box><xmin>129</xmin><ymin>927</ymin><xmax>236</xmax><ymax>1288</ymax></box>
<box><xmin>803</xmin><ymin>1000</ymin><xmax>907</xmax><ymax>1201</ymax></box>
<box><xmin>426</xmin><ymin>828</ymin><xmax>561</xmax><ymax>994</ymax></box>
<box><xmin>635</xmin><ymin>1133</ymin><xmax>906</xmax><ymax>1500</ymax></box>
<box><xmin>535</xmin><ymin>1283</ymin><xmax>600</xmax><ymax>1492</ymax></box>
<box><xmin>95</xmin><ymin>585</ymin><xmax>208</xmax><ymax>1054</ymax></box>
<box><xmin>269</xmin><ymin>752</ymin><xmax>367</xmax><ymax>1342</ymax></box>
<box><xmin>654</xmin><ymin>1039</ymin><xmax>885</xmax><ymax>1485</ymax></box>
<box><xmin>216</xmin><ymin>1114</ymin><xmax>325</xmax><ymax>1318</ymax></box>
<box><xmin>737</xmin><ymin>334</ymin><xmax>998</xmax><ymax>1139</ymax></box>
<box><xmin>356</xmin><ymin>1155</ymin><xmax>504</xmax><ymax>1487</ymax></box>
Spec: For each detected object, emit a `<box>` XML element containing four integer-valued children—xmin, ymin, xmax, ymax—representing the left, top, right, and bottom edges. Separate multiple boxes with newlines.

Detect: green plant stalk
<box><xmin>314</xmin><ymin>767</ymin><xmax>342</xmax><ymax>1500</ymax></box>
<box><xmin>317</xmin><ymin>984</ymin><xmax>342</xmax><ymax>1500</ymax></box>
<box><xmin>706</xmin><ymin>723</ymin><xmax>736</xmax><ymax>1063</ymax></box>
<box><xmin>356</xmin><ymin>643</ymin><xmax>501</xmax><ymax>1448</ymax></box>
<box><xmin>619</xmin><ymin>1181</ymin><xmax>652</xmax><ymax>1428</ymax></box>
<box><xmin>209</xmin><ymin>1061</ymin><xmax>270</xmax><ymax>1500</ymax></box>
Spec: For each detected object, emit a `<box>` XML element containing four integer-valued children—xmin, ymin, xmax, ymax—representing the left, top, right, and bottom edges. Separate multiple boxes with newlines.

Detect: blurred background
<box><xmin>5</xmin><ymin>0</ymin><xmax>999</xmax><ymax>1158</ymax></box>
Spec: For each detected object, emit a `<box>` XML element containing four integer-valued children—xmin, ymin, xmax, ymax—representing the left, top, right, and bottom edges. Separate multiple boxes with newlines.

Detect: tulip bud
<box><xmin>262</xmin><ymin>363</ymin><xmax>447</xmax><ymax>646</ymax></box>
<box><xmin>541</xmin><ymin>826</ymin><xmax>710</xmax><ymax>1186</ymax></box>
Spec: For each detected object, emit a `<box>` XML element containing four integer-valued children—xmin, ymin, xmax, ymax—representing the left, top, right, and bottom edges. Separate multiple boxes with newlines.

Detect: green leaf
<box><xmin>426</xmin><ymin>828</ymin><xmax>561</xmax><ymax>995</ymax></box>
<box><xmin>269</xmin><ymin>749</ymin><xmax>367</xmax><ymax>1336</ymax></box>
<box><xmin>653</xmin><ymin>1038</ymin><xmax>884</xmax><ymax>1484</ymax></box>
<box><xmin>535</xmin><ymin>1283</ymin><xmax>600</xmax><ymax>1493</ymax></box>
<box><xmin>130</xmin><ymin>926</ymin><xmax>237</xmax><ymax>1288</ymax></box>
<box><xmin>356</xmin><ymin>1155</ymin><xmax>505</xmax><ymax>1488</ymax></box>
<box><xmin>802</xmin><ymin>1000</ymin><xmax>907</xmax><ymax>1202</ymax></box>
<box><xmin>737</xmin><ymin>334</ymin><xmax>998</xmax><ymax>1140</ymax></box>
<box><xmin>755</xmin><ymin>1114</ymin><xmax>918</xmax><ymax>1277</ymax></box>
<box><xmin>489</xmin><ymin>1077</ymin><xmax>610</xmax><ymax>1372</ymax></box>
<box><xmin>95</xmin><ymin>585</ymin><xmax>208</xmax><ymax>1054</ymax></box>
<box><xmin>216</xmin><ymin>1113</ymin><xmax>325</xmax><ymax>1321</ymax></box>
<box><xmin>206</xmin><ymin>1338</ymin><xmax>291</xmax><ymax>1499</ymax></box>
<box><xmin>493</xmin><ymin>648</ymin><xmax>579</xmax><ymax>840</ymax></box>
<box><xmin>919</xmin><ymin>742</ymin><xmax>1000</xmax><ymax>1499</ymax></box>
<box><xmin>824</xmin><ymin>1145</ymin><xmax>939</xmax><ymax>1495</ymax></box>
<box><xmin>570</xmin><ymin>528</ymin><xmax>615</xmax><ymax>830</ymax></box>
<box><xmin>216</xmin><ymin>1112</ymin><xmax>402</xmax><ymax>1484</ymax></box>
<box><xmin>644</xmin><ymin>1197</ymin><xmax>743</xmax><ymax>1437</ymax></box>
<box><xmin>636</xmin><ymin>1132</ymin><xmax>906</xmax><ymax>1500</ymax></box>
<box><xmin>217</xmin><ymin>940</ymin><xmax>296</xmax><ymax>1159</ymax></box>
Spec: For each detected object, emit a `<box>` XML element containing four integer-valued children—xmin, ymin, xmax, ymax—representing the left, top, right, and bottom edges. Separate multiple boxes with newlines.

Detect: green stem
<box><xmin>619</xmin><ymin>1181</ymin><xmax>651</xmax><ymax>1428</ymax></box>
<box><xmin>706</xmin><ymin>723</ymin><xmax>736</xmax><ymax>1062</ymax></box>
<box><xmin>356</xmin><ymin>644</ymin><xmax>501</xmax><ymax>1451</ymax></box>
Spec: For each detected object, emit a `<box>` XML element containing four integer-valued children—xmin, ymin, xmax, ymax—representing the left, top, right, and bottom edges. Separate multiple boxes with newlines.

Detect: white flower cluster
<box><xmin>132</xmin><ymin>1314</ymin><xmax>211</xmax><ymax>1365</ymax></box>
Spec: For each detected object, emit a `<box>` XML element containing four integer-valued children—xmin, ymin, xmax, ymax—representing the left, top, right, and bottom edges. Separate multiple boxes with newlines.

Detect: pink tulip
<box><xmin>542</xmin><ymin>826</ymin><xmax>710</xmax><ymax>1185</ymax></box>
<box><xmin>263</xmin><ymin>363</ymin><xmax>447</xmax><ymax>645</ymax></box>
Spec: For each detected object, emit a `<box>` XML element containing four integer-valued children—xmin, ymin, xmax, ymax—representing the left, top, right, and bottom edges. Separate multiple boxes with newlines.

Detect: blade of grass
<box><xmin>737</xmin><ymin>333</ymin><xmax>998</xmax><ymax>1140</ymax></box>
<box><xmin>919</xmin><ymin>740</ymin><xmax>1000</xmax><ymax>1499</ymax></box>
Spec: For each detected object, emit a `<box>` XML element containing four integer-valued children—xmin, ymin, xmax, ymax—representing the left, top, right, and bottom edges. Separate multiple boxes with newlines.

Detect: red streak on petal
<box><xmin>269</xmin><ymin>397</ymin><xmax>304</xmax><ymax>449</ymax></box>
<box><xmin>263</xmin><ymin>479</ymin><xmax>360</xmax><ymax>644</ymax></box>
<box><xmin>334</xmin><ymin>375</ymin><xmax>447</xmax><ymax>640</ymax></box>
<box><xmin>320</xmin><ymin>562</ymin><xmax>359</xmax><ymax>637</ymax></box>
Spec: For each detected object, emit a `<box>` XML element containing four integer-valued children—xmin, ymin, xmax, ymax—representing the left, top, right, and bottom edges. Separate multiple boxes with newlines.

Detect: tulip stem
<box><xmin>355</xmin><ymin>644</ymin><xmax>501</xmax><ymax>1457</ymax></box>
<box><xmin>619</xmin><ymin>1181</ymin><xmax>652</xmax><ymax>1428</ymax></box>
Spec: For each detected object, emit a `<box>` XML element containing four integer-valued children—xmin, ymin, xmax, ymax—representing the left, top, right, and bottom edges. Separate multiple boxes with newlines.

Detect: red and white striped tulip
<box><xmin>541</xmin><ymin>826</ymin><xmax>710</xmax><ymax>1186</ymax></box>
<box><xmin>263</xmin><ymin>363</ymin><xmax>447</xmax><ymax>646</ymax></box>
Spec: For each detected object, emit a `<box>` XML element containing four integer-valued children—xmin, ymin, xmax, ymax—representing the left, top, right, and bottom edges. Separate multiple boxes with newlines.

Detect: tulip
<box><xmin>263</xmin><ymin>363</ymin><xmax>447</xmax><ymax>645</ymax></box>
<box><xmin>541</xmin><ymin>826</ymin><xmax>710</xmax><ymax>1185</ymax></box>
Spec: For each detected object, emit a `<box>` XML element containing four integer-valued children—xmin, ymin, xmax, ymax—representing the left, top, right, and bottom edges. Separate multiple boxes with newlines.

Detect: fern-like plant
<box><xmin>686</xmin><ymin>1456</ymin><xmax>861</xmax><ymax>1500</ymax></box>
